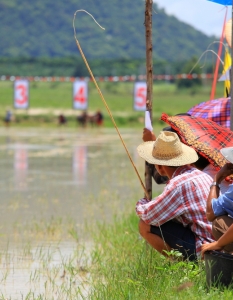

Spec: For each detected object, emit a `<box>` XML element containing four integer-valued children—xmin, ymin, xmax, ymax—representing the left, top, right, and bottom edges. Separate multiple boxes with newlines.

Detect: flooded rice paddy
<box><xmin>0</xmin><ymin>126</ymin><xmax>162</xmax><ymax>298</ymax></box>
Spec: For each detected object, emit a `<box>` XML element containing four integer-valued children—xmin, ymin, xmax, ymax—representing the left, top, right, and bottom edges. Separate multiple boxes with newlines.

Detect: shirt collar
<box><xmin>165</xmin><ymin>165</ymin><xmax>193</xmax><ymax>185</ymax></box>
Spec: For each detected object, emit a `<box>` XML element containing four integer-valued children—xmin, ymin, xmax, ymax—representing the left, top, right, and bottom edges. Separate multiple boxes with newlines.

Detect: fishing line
<box><xmin>189</xmin><ymin>49</ymin><xmax>224</xmax><ymax>75</ymax></box>
<box><xmin>73</xmin><ymin>10</ymin><xmax>149</xmax><ymax>199</ymax></box>
<box><xmin>190</xmin><ymin>41</ymin><xmax>226</xmax><ymax>73</ymax></box>
<box><xmin>73</xmin><ymin>9</ymin><xmax>180</xmax><ymax>259</ymax></box>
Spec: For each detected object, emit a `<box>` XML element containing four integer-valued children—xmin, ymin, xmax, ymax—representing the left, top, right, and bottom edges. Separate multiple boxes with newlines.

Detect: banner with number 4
<box><xmin>134</xmin><ymin>82</ymin><xmax>147</xmax><ymax>111</ymax></box>
<box><xmin>73</xmin><ymin>80</ymin><xmax>88</xmax><ymax>110</ymax></box>
<box><xmin>14</xmin><ymin>79</ymin><xmax>29</xmax><ymax>109</ymax></box>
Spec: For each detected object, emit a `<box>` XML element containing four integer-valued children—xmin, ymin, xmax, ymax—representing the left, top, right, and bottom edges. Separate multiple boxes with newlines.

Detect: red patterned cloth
<box><xmin>187</xmin><ymin>97</ymin><xmax>231</xmax><ymax>128</ymax></box>
<box><xmin>161</xmin><ymin>113</ymin><xmax>233</xmax><ymax>170</ymax></box>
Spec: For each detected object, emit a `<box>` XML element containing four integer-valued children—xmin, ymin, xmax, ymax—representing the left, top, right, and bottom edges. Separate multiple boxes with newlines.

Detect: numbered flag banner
<box><xmin>73</xmin><ymin>80</ymin><xmax>88</xmax><ymax>110</ymax></box>
<box><xmin>134</xmin><ymin>82</ymin><xmax>147</xmax><ymax>111</ymax></box>
<box><xmin>14</xmin><ymin>79</ymin><xmax>29</xmax><ymax>109</ymax></box>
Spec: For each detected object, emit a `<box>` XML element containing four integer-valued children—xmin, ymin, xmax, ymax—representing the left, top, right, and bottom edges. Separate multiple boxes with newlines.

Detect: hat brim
<box><xmin>220</xmin><ymin>147</ymin><xmax>233</xmax><ymax>164</ymax></box>
<box><xmin>137</xmin><ymin>141</ymin><xmax>198</xmax><ymax>166</ymax></box>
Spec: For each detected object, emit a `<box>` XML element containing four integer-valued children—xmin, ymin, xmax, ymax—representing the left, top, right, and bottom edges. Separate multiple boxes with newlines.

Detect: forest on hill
<box><xmin>0</xmin><ymin>0</ymin><xmax>219</xmax><ymax>77</ymax></box>
<box><xmin>0</xmin><ymin>0</ymin><xmax>217</xmax><ymax>60</ymax></box>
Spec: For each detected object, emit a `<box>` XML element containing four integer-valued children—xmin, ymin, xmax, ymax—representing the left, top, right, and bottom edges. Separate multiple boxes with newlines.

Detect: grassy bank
<box><xmin>0</xmin><ymin>80</ymin><xmax>225</xmax><ymax>128</ymax></box>
<box><xmin>1</xmin><ymin>204</ymin><xmax>232</xmax><ymax>299</ymax></box>
<box><xmin>88</xmin><ymin>211</ymin><xmax>233</xmax><ymax>300</ymax></box>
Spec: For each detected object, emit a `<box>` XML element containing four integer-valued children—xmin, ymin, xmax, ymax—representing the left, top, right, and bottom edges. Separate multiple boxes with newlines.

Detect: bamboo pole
<box><xmin>144</xmin><ymin>0</ymin><xmax>153</xmax><ymax>200</ymax></box>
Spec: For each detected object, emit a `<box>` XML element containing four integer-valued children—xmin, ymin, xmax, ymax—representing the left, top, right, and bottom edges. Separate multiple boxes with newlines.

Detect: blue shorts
<box><xmin>150</xmin><ymin>220</ymin><xmax>197</xmax><ymax>261</ymax></box>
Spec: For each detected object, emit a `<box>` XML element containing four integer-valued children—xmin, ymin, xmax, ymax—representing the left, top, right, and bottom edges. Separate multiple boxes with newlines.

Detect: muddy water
<box><xmin>0</xmin><ymin>127</ymin><xmax>149</xmax><ymax>237</ymax></box>
<box><xmin>0</xmin><ymin>127</ymin><xmax>163</xmax><ymax>298</ymax></box>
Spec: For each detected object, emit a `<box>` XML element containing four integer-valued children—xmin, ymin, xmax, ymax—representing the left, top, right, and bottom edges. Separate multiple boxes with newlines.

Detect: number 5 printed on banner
<box><xmin>134</xmin><ymin>82</ymin><xmax>147</xmax><ymax>111</ymax></box>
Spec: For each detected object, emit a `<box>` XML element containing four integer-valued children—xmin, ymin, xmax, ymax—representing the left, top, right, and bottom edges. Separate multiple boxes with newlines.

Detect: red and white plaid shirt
<box><xmin>136</xmin><ymin>165</ymin><xmax>215</xmax><ymax>257</ymax></box>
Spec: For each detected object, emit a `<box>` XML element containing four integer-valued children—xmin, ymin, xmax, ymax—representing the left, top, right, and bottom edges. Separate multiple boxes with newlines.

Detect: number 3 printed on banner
<box><xmin>16</xmin><ymin>84</ymin><xmax>27</xmax><ymax>105</ymax></box>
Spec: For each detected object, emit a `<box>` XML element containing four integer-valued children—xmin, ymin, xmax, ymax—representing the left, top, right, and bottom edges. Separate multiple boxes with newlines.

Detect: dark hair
<box><xmin>193</xmin><ymin>154</ymin><xmax>209</xmax><ymax>170</ymax></box>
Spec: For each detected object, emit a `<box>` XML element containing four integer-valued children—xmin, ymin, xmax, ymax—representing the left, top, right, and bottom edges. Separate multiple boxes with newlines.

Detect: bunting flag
<box><xmin>222</xmin><ymin>48</ymin><xmax>231</xmax><ymax>97</ymax></box>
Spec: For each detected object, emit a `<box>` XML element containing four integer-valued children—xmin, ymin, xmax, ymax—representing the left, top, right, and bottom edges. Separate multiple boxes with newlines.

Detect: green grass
<box><xmin>88</xmin><ymin>211</ymin><xmax>233</xmax><ymax>300</ymax></box>
<box><xmin>0</xmin><ymin>80</ymin><xmax>226</xmax><ymax>128</ymax></box>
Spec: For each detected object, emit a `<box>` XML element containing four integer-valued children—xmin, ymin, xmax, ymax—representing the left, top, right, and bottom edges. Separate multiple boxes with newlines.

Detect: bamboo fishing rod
<box><xmin>73</xmin><ymin>10</ymin><xmax>149</xmax><ymax>199</ymax></box>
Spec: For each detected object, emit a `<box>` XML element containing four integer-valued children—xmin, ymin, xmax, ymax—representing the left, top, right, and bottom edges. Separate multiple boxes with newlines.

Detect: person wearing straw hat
<box><xmin>201</xmin><ymin>147</ymin><xmax>233</xmax><ymax>257</ymax></box>
<box><xmin>136</xmin><ymin>131</ymin><xmax>214</xmax><ymax>261</ymax></box>
<box><xmin>143</xmin><ymin>125</ymin><xmax>230</xmax><ymax>194</ymax></box>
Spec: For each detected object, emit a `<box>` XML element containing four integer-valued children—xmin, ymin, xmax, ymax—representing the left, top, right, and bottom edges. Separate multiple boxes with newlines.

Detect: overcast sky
<box><xmin>154</xmin><ymin>0</ymin><xmax>231</xmax><ymax>37</ymax></box>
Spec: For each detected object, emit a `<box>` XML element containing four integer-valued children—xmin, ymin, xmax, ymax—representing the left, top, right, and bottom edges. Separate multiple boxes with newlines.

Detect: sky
<box><xmin>154</xmin><ymin>0</ymin><xmax>232</xmax><ymax>37</ymax></box>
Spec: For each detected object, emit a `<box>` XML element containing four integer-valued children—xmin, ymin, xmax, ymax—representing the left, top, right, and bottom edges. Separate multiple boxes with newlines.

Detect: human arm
<box><xmin>206</xmin><ymin>163</ymin><xmax>233</xmax><ymax>222</ymax></box>
<box><xmin>135</xmin><ymin>183</ymin><xmax>182</xmax><ymax>225</ymax></box>
<box><xmin>142</xmin><ymin>128</ymin><xmax>156</xmax><ymax>142</ymax></box>
<box><xmin>201</xmin><ymin>223</ymin><xmax>233</xmax><ymax>258</ymax></box>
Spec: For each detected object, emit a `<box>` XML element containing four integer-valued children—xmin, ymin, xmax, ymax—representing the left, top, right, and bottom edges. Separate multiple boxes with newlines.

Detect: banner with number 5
<box><xmin>134</xmin><ymin>82</ymin><xmax>147</xmax><ymax>111</ymax></box>
<box><xmin>73</xmin><ymin>80</ymin><xmax>88</xmax><ymax>110</ymax></box>
<box><xmin>14</xmin><ymin>79</ymin><xmax>29</xmax><ymax>109</ymax></box>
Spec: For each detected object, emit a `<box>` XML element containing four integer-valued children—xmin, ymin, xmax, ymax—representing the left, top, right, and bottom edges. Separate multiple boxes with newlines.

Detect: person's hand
<box><xmin>201</xmin><ymin>241</ymin><xmax>222</xmax><ymax>259</ymax></box>
<box><xmin>142</xmin><ymin>128</ymin><xmax>156</xmax><ymax>142</ymax></box>
<box><xmin>216</xmin><ymin>163</ymin><xmax>233</xmax><ymax>183</ymax></box>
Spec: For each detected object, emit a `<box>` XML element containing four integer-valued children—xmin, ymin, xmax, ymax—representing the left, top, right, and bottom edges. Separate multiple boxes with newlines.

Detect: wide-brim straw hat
<box><xmin>220</xmin><ymin>147</ymin><xmax>233</xmax><ymax>164</ymax></box>
<box><xmin>137</xmin><ymin>131</ymin><xmax>198</xmax><ymax>166</ymax></box>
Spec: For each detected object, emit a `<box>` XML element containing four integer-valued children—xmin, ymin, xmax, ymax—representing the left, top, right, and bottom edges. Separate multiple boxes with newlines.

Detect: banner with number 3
<box><xmin>14</xmin><ymin>79</ymin><xmax>29</xmax><ymax>109</ymax></box>
<box><xmin>73</xmin><ymin>80</ymin><xmax>88</xmax><ymax>110</ymax></box>
<box><xmin>134</xmin><ymin>82</ymin><xmax>147</xmax><ymax>111</ymax></box>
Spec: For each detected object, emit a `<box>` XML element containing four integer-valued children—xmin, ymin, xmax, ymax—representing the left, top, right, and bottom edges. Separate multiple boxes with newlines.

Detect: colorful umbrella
<box><xmin>208</xmin><ymin>0</ymin><xmax>232</xmax><ymax>5</ymax></box>
<box><xmin>187</xmin><ymin>97</ymin><xmax>231</xmax><ymax>128</ymax></box>
<box><xmin>161</xmin><ymin>113</ymin><xmax>233</xmax><ymax>170</ymax></box>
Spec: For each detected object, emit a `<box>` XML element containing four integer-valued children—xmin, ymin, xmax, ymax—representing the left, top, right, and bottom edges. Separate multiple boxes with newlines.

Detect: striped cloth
<box><xmin>161</xmin><ymin>113</ymin><xmax>233</xmax><ymax>170</ymax></box>
<box><xmin>187</xmin><ymin>97</ymin><xmax>231</xmax><ymax>128</ymax></box>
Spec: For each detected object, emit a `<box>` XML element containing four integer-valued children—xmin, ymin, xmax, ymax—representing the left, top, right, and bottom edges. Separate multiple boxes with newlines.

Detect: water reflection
<box><xmin>0</xmin><ymin>127</ymin><xmax>163</xmax><ymax>298</ymax></box>
<box><xmin>0</xmin><ymin>127</ymin><xmax>165</xmax><ymax>230</ymax></box>
<box><xmin>14</xmin><ymin>144</ymin><xmax>28</xmax><ymax>191</ymax></box>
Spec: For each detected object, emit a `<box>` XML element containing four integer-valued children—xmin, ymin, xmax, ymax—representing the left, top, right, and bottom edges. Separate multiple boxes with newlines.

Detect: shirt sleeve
<box><xmin>135</xmin><ymin>183</ymin><xmax>184</xmax><ymax>226</ymax></box>
<box><xmin>212</xmin><ymin>184</ymin><xmax>233</xmax><ymax>216</ymax></box>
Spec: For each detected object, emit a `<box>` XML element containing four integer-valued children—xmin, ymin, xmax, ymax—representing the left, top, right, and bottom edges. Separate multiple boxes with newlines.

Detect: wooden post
<box><xmin>144</xmin><ymin>0</ymin><xmax>153</xmax><ymax>200</ymax></box>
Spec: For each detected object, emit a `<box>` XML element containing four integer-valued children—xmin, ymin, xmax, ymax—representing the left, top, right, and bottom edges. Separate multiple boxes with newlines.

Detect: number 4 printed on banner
<box><xmin>73</xmin><ymin>80</ymin><xmax>88</xmax><ymax>110</ymax></box>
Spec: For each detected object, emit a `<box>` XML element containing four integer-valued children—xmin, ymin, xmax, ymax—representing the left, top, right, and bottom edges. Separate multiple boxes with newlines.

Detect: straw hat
<box><xmin>220</xmin><ymin>147</ymin><xmax>233</xmax><ymax>164</ymax></box>
<box><xmin>137</xmin><ymin>131</ymin><xmax>198</xmax><ymax>166</ymax></box>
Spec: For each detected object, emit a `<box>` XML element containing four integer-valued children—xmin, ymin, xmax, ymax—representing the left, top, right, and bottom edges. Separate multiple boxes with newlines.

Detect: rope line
<box><xmin>73</xmin><ymin>10</ymin><xmax>149</xmax><ymax>199</ymax></box>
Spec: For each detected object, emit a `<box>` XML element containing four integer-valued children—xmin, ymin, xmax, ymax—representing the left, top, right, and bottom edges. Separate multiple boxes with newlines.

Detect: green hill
<box><xmin>0</xmin><ymin>0</ymin><xmax>217</xmax><ymax>62</ymax></box>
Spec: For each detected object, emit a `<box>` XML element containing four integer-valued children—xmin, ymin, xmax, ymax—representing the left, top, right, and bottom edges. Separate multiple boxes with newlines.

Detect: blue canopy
<box><xmin>207</xmin><ymin>0</ymin><xmax>232</xmax><ymax>5</ymax></box>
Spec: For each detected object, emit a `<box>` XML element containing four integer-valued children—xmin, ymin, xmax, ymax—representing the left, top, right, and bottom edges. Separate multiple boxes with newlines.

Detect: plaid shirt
<box><xmin>136</xmin><ymin>165</ymin><xmax>215</xmax><ymax>257</ymax></box>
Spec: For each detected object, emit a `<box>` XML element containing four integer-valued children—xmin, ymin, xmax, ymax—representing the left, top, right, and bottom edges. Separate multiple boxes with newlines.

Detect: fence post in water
<box><xmin>144</xmin><ymin>0</ymin><xmax>153</xmax><ymax>200</ymax></box>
